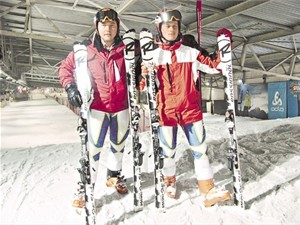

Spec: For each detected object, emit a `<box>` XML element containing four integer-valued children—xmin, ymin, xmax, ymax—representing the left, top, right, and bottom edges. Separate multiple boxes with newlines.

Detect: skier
<box><xmin>244</xmin><ymin>90</ymin><xmax>251</xmax><ymax>116</ymax></box>
<box><xmin>237</xmin><ymin>80</ymin><xmax>247</xmax><ymax>114</ymax></box>
<box><xmin>141</xmin><ymin>9</ymin><xmax>232</xmax><ymax>207</ymax></box>
<box><xmin>58</xmin><ymin>8</ymin><xmax>136</xmax><ymax>205</ymax></box>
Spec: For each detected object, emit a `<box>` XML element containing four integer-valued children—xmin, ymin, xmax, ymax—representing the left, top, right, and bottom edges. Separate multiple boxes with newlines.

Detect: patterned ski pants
<box><xmin>159</xmin><ymin>120</ymin><xmax>213</xmax><ymax>180</ymax></box>
<box><xmin>87</xmin><ymin>109</ymin><xmax>130</xmax><ymax>183</ymax></box>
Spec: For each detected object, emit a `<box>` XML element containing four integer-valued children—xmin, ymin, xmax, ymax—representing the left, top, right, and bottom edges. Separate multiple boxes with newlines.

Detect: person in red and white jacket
<box><xmin>58</xmin><ymin>8</ymin><xmax>135</xmax><ymax>201</ymax></box>
<box><xmin>141</xmin><ymin>9</ymin><xmax>232</xmax><ymax>207</ymax></box>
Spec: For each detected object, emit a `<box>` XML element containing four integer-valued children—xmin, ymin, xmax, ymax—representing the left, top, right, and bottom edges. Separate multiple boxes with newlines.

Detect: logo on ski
<box><xmin>218</xmin><ymin>37</ymin><xmax>231</xmax><ymax>63</ymax></box>
<box><xmin>140</xmin><ymin>36</ymin><xmax>153</xmax><ymax>61</ymax></box>
<box><xmin>226</xmin><ymin>64</ymin><xmax>234</xmax><ymax>103</ymax></box>
<box><xmin>123</xmin><ymin>37</ymin><xmax>135</xmax><ymax>60</ymax></box>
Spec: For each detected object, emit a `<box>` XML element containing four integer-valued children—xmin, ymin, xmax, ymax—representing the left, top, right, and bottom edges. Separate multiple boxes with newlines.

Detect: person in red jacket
<box><xmin>58</xmin><ymin>8</ymin><xmax>131</xmax><ymax>202</ymax></box>
<box><xmin>141</xmin><ymin>9</ymin><xmax>232</xmax><ymax>207</ymax></box>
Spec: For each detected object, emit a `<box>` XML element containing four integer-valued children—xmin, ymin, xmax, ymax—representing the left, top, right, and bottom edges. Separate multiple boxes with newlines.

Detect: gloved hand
<box><xmin>137</xmin><ymin>78</ymin><xmax>146</xmax><ymax>91</ymax></box>
<box><xmin>216</xmin><ymin>28</ymin><xmax>232</xmax><ymax>41</ymax></box>
<box><xmin>141</xmin><ymin>63</ymin><xmax>149</xmax><ymax>78</ymax></box>
<box><xmin>65</xmin><ymin>82</ymin><xmax>82</xmax><ymax>107</ymax></box>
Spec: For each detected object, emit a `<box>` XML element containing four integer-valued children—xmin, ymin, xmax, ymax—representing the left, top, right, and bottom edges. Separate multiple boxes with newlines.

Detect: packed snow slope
<box><xmin>1</xmin><ymin>93</ymin><xmax>300</xmax><ymax>225</ymax></box>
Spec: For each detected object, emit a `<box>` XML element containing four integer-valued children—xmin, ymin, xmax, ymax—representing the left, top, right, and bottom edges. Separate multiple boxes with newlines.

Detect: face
<box><xmin>97</xmin><ymin>20</ymin><xmax>118</xmax><ymax>46</ymax></box>
<box><xmin>161</xmin><ymin>21</ymin><xmax>179</xmax><ymax>42</ymax></box>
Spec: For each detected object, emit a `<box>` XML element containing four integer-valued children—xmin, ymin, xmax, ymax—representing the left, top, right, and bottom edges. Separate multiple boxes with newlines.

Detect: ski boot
<box><xmin>72</xmin><ymin>196</ymin><xmax>85</xmax><ymax>208</ymax></box>
<box><xmin>198</xmin><ymin>179</ymin><xmax>231</xmax><ymax>207</ymax></box>
<box><xmin>72</xmin><ymin>182</ymin><xmax>85</xmax><ymax>208</ymax></box>
<box><xmin>106</xmin><ymin>175</ymin><xmax>128</xmax><ymax>194</ymax></box>
<box><xmin>164</xmin><ymin>175</ymin><xmax>176</xmax><ymax>199</ymax></box>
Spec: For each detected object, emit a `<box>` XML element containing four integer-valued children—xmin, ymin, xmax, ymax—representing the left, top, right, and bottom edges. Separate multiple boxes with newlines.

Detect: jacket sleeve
<box><xmin>58</xmin><ymin>51</ymin><xmax>76</xmax><ymax>88</ymax></box>
<box><xmin>195</xmin><ymin>49</ymin><xmax>221</xmax><ymax>75</ymax></box>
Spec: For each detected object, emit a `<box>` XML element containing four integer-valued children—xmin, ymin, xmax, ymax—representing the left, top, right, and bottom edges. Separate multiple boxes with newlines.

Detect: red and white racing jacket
<box><xmin>153</xmin><ymin>41</ymin><xmax>221</xmax><ymax>126</ymax></box>
<box><xmin>58</xmin><ymin>36</ymin><xmax>128</xmax><ymax>113</ymax></box>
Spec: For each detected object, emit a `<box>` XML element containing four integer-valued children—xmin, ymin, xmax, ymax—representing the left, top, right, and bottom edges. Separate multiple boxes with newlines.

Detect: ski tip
<box><xmin>134</xmin><ymin>206</ymin><xmax>144</xmax><ymax>212</ymax></box>
<box><xmin>141</xmin><ymin>28</ymin><xmax>150</xmax><ymax>32</ymax></box>
<box><xmin>125</xmin><ymin>28</ymin><xmax>136</xmax><ymax>33</ymax></box>
<box><xmin>157</xmin><ymin>208</ymin><xmax>166</xmax><ymax>213</ymax></box>
<box><xmin>217</xmin><ymin>34</ymin><xmax>231</xmax><ymax>42</ymax></box>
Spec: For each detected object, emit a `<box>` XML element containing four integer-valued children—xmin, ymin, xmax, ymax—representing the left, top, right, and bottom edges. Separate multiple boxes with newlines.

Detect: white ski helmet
<box><xmin>154</xmin><ymin>9</ymin><xmax>182</xmax><ymax>42</ymax></box>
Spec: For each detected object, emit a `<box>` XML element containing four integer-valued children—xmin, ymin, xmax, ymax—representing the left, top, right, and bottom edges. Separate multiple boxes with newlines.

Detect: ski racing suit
<box><xmin>58</xmin><ymin>34</ymin><xmax>130</xmax><ymax>183</ymax></box>
<box><xmin>152</xmin><ymin>40</ymin><xmax>221</xmax><ymax>181</ymax></box>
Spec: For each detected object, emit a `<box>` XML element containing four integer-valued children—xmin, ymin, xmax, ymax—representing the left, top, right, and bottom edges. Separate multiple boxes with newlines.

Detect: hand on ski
<box><xmin>138</xmin><ymin>63</ymin><xmax>149</xmax><ymax>91</ymax></box>
<box><xmin>65</xmin><ymin>82</ymin><xmax>83</xmax><ymax>107</ymax></box>
<box><xmin>141</xmin><ymin>63</ymin><xmax>149</xmax><ymax>78</ymax></box>
<box><xmin>137</xmin><ymin>78</ymin><xmax>146</xmax><ymax>91</ymax></box>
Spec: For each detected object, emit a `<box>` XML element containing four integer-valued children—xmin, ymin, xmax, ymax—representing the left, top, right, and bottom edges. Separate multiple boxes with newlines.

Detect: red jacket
<box><xmin>58</xmin><ymin>36</ymin><xmax>128</xmax><ymax>113</ymax></box>
<box><xmin>153</xmin><ymin>41</ymin><xmax>221</xmax><ymax>126</ymax></box>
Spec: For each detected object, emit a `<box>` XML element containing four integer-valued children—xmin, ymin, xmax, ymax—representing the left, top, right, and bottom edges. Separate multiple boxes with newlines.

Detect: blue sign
<box><xmin>268</xmin><ymin>82</ymin><xmax>287</xmax><ymax>119</ymax></box>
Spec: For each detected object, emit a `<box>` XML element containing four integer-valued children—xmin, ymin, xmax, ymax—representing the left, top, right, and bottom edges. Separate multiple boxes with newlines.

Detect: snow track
<box><xmin>1</xmin><ymin>98</ymin><xmax>300</xmax><ymax>225</ymax></box>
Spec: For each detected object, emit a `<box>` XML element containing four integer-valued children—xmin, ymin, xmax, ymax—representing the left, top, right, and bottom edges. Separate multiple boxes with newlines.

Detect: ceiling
<box><xmin>0</xmin><ymin>0</ymin><xmax>300</xmax><ymax>89</ymax></box>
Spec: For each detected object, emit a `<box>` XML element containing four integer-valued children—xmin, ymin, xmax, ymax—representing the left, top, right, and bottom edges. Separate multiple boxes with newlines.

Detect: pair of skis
<box><xmin>122</xmin><ymin>29</ymin><xmax>144</xmax><ymax>212</ymax></box>
<box><xmin>123</xmin><ymin>29</ymin><xmax>165</xmax><ymax>212</ymax></box>
<box><xmin>196</xmin><ymin>0</ymin><xmax>244</xmax><ymax>208</ymax></box>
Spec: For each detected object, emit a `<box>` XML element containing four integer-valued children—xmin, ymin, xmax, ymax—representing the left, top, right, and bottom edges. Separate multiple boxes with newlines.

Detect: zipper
<box><xmin>103</xmin><ymin>62</ymin><xmax>107</xmax><ymax>84</ymax></box>
<box><xmin>166</xmin><ymin>63</ymin><xmax>173</xmax><ymax>92</ymax></box>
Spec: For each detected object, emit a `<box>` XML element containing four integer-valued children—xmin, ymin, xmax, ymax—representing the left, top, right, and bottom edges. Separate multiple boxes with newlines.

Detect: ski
<box><xmin>122</xmin><ymin>29</ymin><xmax>144</xmax><ymax>212</ymax></box>
<box><xmin>76</xmin><ymin>118</ymin><xmax>96</xmax><ymax>225</ymax></box>
<box><xmin>196</xmin><ymin>0</ymin><xmax>203</xmax><ymax>106</ymax></box>
<box><xmin>139</xmin><ymin>28</ymin><xmax>165</xmax><ymax>212</ymax></box>
<box><xmin>217</xmin><ymin>34</ymin><xmax>245</xmax><ymax>208</ymax></box>
<box><xmin>73</xmin><ymin>43</ymin><xmax>96</xmax><ymax>225</ymax></box>
<box><xmin>73</xmin><ymin>44</ymin><xmax>93</xmax><ymax>120</ymax></box>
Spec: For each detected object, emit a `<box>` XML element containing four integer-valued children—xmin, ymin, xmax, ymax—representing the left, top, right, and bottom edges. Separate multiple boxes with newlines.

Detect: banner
<box><xmin>237</xmin><ymin>82</ymin><xmax>268</xmax><ymax>119</ymax></box>
<box><xmin>268</xmin><ymin>82</ymin><xmax>287</xmax><ymax>119</ymax></box>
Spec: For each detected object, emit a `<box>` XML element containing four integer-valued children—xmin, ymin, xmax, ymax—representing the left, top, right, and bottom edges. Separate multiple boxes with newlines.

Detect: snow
<box><xmin>1</xmin><ymin>93</ymin><xmax>300</xmax><ymax>225</ymax></box>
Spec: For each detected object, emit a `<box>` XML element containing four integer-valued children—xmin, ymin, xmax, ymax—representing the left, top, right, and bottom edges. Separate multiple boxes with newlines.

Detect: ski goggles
<box><xmin>155</xmin><ymin>9</ymin><xmax>182</xmax><ymax>23</ymax></box>
<box><xmin>95</xmin><ymin>8</ymin><xmax>118</xmax><ymax>23</ymax></box>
